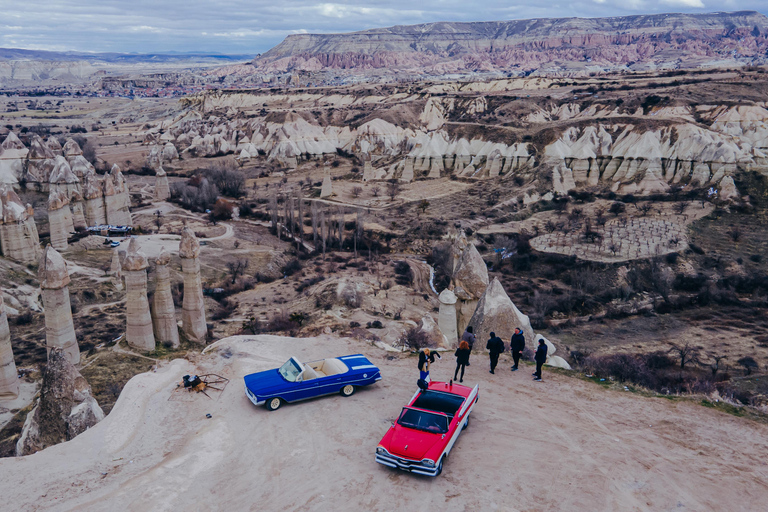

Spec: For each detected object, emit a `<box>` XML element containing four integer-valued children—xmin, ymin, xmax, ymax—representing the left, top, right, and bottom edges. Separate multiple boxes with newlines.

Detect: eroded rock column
<box><xmin>123</xmin><ymin>239</ymin><xmax>155</xmax><ymax>351</ymax></box>
<box><xmin>153</xmin><ymin>166</ymin><xmax>170</xmax><ymax>202</ymax></box>
<box><xmin>152</xmin><ymin>248</ymin><xmax>179</xmax><ymax>348</ymax></box>
<box><xmin>48</xmin><ymin>190</ymin><xmax>72</xmax><ymax>251</ymax></box>
<box><xmin>39</xmin><ymin>245</ymin><xmax>80</xmax><ymax>364</ymax></box>
<box><xmin>0</xmin><ymin>185</ymin><xmax>41</xmax><ymax>263</ymax></box>
<box><xmin>179</xmin><ymin>228</ymin><xmax>207</xmax><ymax>343</ymax></box>
<box><xmin>0</xmin><ymin>294</ymin><xmax>19</xmax><ymax>400</ymax></box>
<box><xmin>438</xmin><ymin>288</ymin><xmax>458</xmax><ymax>347</ymax></box>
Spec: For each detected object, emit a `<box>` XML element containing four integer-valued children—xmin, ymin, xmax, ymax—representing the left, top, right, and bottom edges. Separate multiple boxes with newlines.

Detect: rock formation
<box><xmin>253</xmin><ymin>12</ymin><xmax>768</xmax><ymax>75</ymax></box>
<box><xmin>0</xmin><ymin>132</ymin><xmax>28</xmax><ymax>185</ymax></box>
<box><xmin>69</xmin><ymin>190</ymin><xmax>87</xmax><ymax>230</ymax></box>
<box><xmin>418</xmin><ymin>314</ymin><xmax>448</xmax><ymax>348</ymax></box>
<box><xmin>437</xmin><ymin>288</ymin><xmax>458</xmax><ymax>347</ymax></box>
<box><xmin>47</xmin><ymin>189</ymin><xmax>73</xmax><ymax>250</ymax></box>
<box><xmin>0</xmin><ymin>294</ymin><xmax>19</xmax><ymax>400</ymax></box>
<box><xmin>122</xmin><ymin>239</ymin><xmax>155</xmax><ymax>351</ymax></box>
<box><xmin>153</xmin><ymin>166</ymin><xmax>170</xmax><ymax>202</ymax></box>
<box><xmin>103</xmin><ymin>165</ymin><xmax>131</xmax><ymax>226</ymax></box>
<box><xmin>179</xmin><ymin>228</ymin><xmax>207</xmax><ymax>343</ymax></box>
<box><xmin>16</xmin><ymin>348</ymin><xmax>103</xmax><ymax>456</ymax></box>
<box><xmin>467</xmin><ymin>277</ymin><xmax>534</xmax><ymax>346</ymax></box>
<box><xmin>109</xmin><ymin>247</ymin><xmax>122</xmax><ymax>291</ymax></box>
<box><xmin>39</xmin><ymin>245</ymin><xmax>80</xmax><ymax>364</ymax></box>
<box><xmin>151</xmin><ymin>248</ymin><xmax>179</xmax><ymax>348</ymax></box>
<box><xmin>82</xmin><ymin>169</ymin><xmax>106</xmax><ymax>226</ymax></box>
<box><xmin>0</xmin><ymin>184</ymin><xmax>41</xmax><ymax>263</ymax></box>
<box><xmin>320</xmin><ymin>173</ymin><xmax>333</xmax><ymax>198</ymax></box>
<box><xmin>48</xmin><ymin>156</ymin><xmax>80</xmax><ymax>198</ymax></box>
<box><xmin>537</xmin><ymin>334</ymin><xmax>572</xmax><ymax>369</ymax></box>
<box><xmin>452</xmin><ymin>242</ymin><xmax>489</xmax><ymax>333</ymax></box>
<box><xmin>62</xmin><ymin>138</ymin><xmax>83</xmax><ymax>159</ymax></box>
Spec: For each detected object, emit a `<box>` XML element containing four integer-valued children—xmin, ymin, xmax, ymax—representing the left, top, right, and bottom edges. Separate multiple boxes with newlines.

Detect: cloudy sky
<box><xmin>1</xmin><ymin>0</ymin><xmax>766</xmax><ymax>55</ymax></box>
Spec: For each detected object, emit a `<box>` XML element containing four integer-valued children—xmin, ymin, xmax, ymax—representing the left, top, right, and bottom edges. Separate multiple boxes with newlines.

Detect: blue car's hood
<box><xmin>244</xmin><ymin>369</ymin><xmax>286</xmax><ymax>394</ymax></box>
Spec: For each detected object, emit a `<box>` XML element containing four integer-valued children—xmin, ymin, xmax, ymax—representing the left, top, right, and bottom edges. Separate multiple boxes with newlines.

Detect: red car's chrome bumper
<box><xmin>375</xmin><ymin>451</ymin><xmax>439</xmax><ymax>476</ymax></box>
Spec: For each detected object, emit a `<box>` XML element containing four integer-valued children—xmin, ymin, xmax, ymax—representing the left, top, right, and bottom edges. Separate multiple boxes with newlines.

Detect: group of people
<box><xmin>418</xmin><ymin>326</ymin><xmax>549</xmax><ymax>385</ymax></box>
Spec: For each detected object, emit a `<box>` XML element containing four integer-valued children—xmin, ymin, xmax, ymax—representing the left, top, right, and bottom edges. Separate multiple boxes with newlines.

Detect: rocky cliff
<box><xmin>254</xmin><ymin>11</ymin><xmax>768</xmax><ymax>74</ymax></box>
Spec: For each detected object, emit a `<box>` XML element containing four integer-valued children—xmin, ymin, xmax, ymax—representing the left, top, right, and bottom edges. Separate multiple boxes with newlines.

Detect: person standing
<box><xmin>460</xmin><ymin>326</ymin><xmax>476</xmax><ymax>366</ymax></box>
<box><xmin>533</xmin><ymin>338</ymin><xmax>548</xmax><ymax>382</ymax></box>
<box><xmin>510</xmin><ymin>327</ymin><xmax>525</xmax><ymax>372</ymax></box>
<box><xmin>454</xmin><ymin>340</ymin><xmax>470</xmax><ymax>383</ymax></box>
<box><xmin>418</xmin><ymin>348</ymin><xmax>440</xmax><ymax>384</ymax></box>
<box><xmin>486</xmin><ymin>332</ymin><xmax>505</xmax><ymax>374</ymax></box>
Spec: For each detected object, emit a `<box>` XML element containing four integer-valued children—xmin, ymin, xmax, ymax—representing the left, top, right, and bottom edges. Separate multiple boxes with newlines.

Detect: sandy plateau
<box><xmin>0</xmin><ymin>335</ymin><xmax>766</xmax><ymax>511</ymax></box>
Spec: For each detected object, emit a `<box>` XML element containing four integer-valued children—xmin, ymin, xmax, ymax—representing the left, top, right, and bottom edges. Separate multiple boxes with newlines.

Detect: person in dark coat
<box><xmin>460</xmin><ymin>326</ymin><xmax>476</xmax><ymax>366</ymax></box>
<box><xmin>454</xmin><ymin>340</ymin><xmax>470</xmax><ymax>382</ymax></box>
<box><xmin>533</xmin><ymin>338</ymin><xmax>548</xmax><ymax>381</ymax></box>
<box><xmin>486</xmin><ymin>332</ymin><xmax>505</xmax><ymax>374</ymax></box>
<box><xmin>418</xmin><ymin>348</ymin><xmax>440</xmax><ymax>383</ymax></box>
<box><xmin>510</xmin><ymin>327</ymin><xmax>525</xmax><ymax>371</ymax></box>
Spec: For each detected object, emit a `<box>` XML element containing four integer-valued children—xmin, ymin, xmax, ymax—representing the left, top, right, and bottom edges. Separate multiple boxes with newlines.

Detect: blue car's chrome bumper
<box><xmin>245</xmin><ymin>385</ymin><xmax>264</xmax><ymax>406</ymax></box>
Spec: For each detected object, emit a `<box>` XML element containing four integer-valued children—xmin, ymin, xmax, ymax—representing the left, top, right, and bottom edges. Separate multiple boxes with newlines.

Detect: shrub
<box><xmin>397</xmin><ymin>326</ymin><xmax>432</xmax><ymax>350</ymax></box>
<box><xmin>394</xmin><ymin>261</ymin><xmax>413</xmax><ymax>286</ymax></box>
<box><xmin>340</xmin><ymin>284</ymin><xmax>362</xmax><ymax>309</ymax></box>
<box><xmin>282</xmin><ymin>258</ymin><xmax>302</xmax><ymax>277</ymax></box>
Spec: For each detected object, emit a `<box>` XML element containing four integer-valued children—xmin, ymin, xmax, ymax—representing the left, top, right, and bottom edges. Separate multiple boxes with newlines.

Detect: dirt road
<box><xmin>2</xmin><ymin>335</ymin><xmax>767</xmax><ymax>511</ymax></box>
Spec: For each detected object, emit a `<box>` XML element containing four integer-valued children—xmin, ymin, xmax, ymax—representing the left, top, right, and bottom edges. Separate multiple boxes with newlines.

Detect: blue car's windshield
<box><xmin>397</xmin><ymin>408</ymin><xmax>449</xmax><ymax>434</ymax></box>
<box><xmin>278</xmin><ymin>358</ymin><xmax>303</xmax><ymax>382</ymax></box>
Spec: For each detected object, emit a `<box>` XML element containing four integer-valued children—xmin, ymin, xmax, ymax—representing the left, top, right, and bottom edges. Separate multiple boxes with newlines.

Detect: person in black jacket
<box><xmin>486</xmin><ymin>332</ymin><xmax>505</xmax><ymax>374</ymax></box>
<box><xmin>460</xmin><ymin>326</ymin><xmax>476</xmax><ymax>366</ymax></box>
<box><xmin>533</xmin><ymin>338</ymin><xmax>548</xmax><ymax>381</ymax></box>
<box><xmin>418</xmin><ymin>348</ymin><xmax>440</xmax><ymax>384</ymax></box>
<box><xmin>510</xmin><ymin>327</ymin><xmax>525</xmax><ymax>372</ymax></box>
<box><xmin>454</xmin><ymin>340</ymin><xmax>470</xmax><ymax>382</ymax></box>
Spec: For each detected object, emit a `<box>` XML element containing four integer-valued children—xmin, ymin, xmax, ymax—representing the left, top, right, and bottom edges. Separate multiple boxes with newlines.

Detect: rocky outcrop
<box><xmin>0</xmin><ymin>294</ymin><xmax>19</xmax><ymax>400</ymax></box>
<box><xmin>151</xmin><ymin>248</ymin><xmax>179</xmax><ymax>348</ymax></box>
<box><xmin>16</xmin><ymin>348</ymin><xmax>103</xmax><ymax>456</ymax></box>
<box><xmin>48</xmin><ymin>156</ymin><xmax>80</xmax><ymax>198</ymax></box>
<box><xmin>82</xmin><ymin>170</ymin><xmax>106</xmax><ymax>227</ymax></box>
<box><xmin>437</xmin><ymin>288</ymin><xmax>458</xmax><ymax>347</ymax></box>
<box><xmin>320</xmin><ymin>173</ymin><xmax>333</xmax><ymax>198</ymax></box>
<box><xmin>0</xmin><ymin>184</ymin><xmax>41</xmax><ymax>262</ymax></box>
<box><xmin>254</xmin><ymin>12</ymin><xmax>768</xmax><ymax>75</ymax></box>
<box><xmin>0</xmin><ymin>132</ymin><xmax>28</xmax><ymax>185</ymax></box>
<box><xmin>123</xmin><ymin>239</ymin><xmax>155</xmax><ymax>351</ymax></box>
<box><xmin>153</xmin><ymin>166</ymin><xmax>170</xmax><ymax>202</ymax></box>
<box><xmin>109</xmin><ymin>247</ymin><xmax>122</xmax><ymax>291</ymax></box>
<box><xmin>39</xmin><ymin>245</ymin><xmax>80</xmax><ymax>364</ymax></box>
<box><xmin>467</xmin><ymin>278</ymin><xmax>534</xmax><ymax>346</ymax></box>
<box><xmin>47</xmin><ymin>189</ymin><xmax>73</xmax><ymax>250</ymax></box>
<box><xmin>179</xmin><ymin>228</ymin><xmax>207</xmax><ymax>344</ymax></box>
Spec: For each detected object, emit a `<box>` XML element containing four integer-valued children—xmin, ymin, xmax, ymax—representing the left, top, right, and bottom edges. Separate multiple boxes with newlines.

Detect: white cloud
<box><xmin>661</xmin><ymin>0</ymin><xmax>706</xmax><ymax>7</ymax></box>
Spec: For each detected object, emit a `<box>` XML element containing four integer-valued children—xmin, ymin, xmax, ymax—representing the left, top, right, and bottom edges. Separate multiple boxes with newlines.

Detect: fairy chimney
<box><xmin>179</xmin><ymin>228</ymin><xmax>207</xmax><ymax>343</ymax></box>
<box><xmin>122</xmin><ymin>239</ymin><xmax>155</xmax><ymax>351</ymax></box>
<box><xmin>39</xmin><ymin>245</ymin><xmax>80</xmax><ymax>364</ymax></box>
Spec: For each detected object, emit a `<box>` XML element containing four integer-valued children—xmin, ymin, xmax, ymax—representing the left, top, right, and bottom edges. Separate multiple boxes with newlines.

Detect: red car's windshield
<box><xmin>397</xmin><ymin>407</ymin><xmax>449</xmax><ymax>434</ymax></box>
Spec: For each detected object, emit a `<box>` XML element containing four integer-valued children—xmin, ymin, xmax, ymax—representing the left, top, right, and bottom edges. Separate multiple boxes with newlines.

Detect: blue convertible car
<box><xmin>244</xmin><ymin>354</ymin><xmax>382</xmax><ymax>411</ymax></box>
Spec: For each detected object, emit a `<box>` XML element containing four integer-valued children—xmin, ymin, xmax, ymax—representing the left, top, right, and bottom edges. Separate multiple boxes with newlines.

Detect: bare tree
<box><xmin>269</xmin><ymin>188</ymin><xmax>278</xmax><ymax>237</ymax></box>
<box><xmin>636</xmin><ymin>203</ymin><xmax>653</xmax><ymax>216</ymax></box>
<box><xmin>337</xmin><ymin>206</ymin><xmax>345</xmax><ymax>250</ymax></box>
<box><xmin>154</xmin><ymin>209</ymin><xmax>163</xmax><ymax>230</ymax></box>
<box><xmin>371</xmin><ymin>185</ymin><xmax>381</xmax><ymax>197</ymax></box>
<box><xmin>351</xmin><ymin>186</ymin><xmax>363</xmax><ymax>198</ymax></box>
<box><xmin>296</xmin><ymin>187</ymin><xmax>304</xmax><ymax>240</ymax></box>
<box><xmin>738</xmin><ymin>356</ymin><xmax>758</xmax><ymax>375</ymax></box>
<box><xmin>226</xmin><ymin>260</ymin><xmax>249</xmax><ymax>284</ymax></box>
<box><xmin>674</xmin><ymin>202</ymin><xmax>689</xmax><ymax>215</ymax></box>
<box><xmin>418</xmin><ymin>199</ymin><xmax>430</xmax><ymax>215</ymax></box>
<box><xmin>321</xmin><ymin>209</ymin><xmax>327</xmax><ymax>260</ymax></box>
<box><xmin>709</xmin><ymin>354</ymin><xmax>727</xmax><ymax>377</ymax></box>
<box><xmin>355</xmin><ymin>210</ymin><xmax>364</xmax><ymax>258</ymax></box>
<box><xmin>668</xmin><ymin>342</ymin><xmax>700</xmax><ymax>370</ymax></box>
<box><xmin>387</xmin><ymin>179</ymin><xmax>400</xmax><ymax>202</ymax></box>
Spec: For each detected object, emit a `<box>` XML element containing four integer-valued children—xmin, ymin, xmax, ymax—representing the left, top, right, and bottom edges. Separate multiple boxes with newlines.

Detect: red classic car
<box><xmin>375</xmin><ymin>380</ymin><xmax>479</xmax><ymax>476</ymax></box>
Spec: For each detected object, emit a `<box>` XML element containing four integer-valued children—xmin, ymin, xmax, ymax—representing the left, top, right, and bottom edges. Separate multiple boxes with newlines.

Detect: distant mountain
<box><xmin>0</xmin><ymin>48</ymin><xmax>253</xmax><ymax>63</ymax></box>
<box><xmin>253</xmin><ymin>11</ymin><xmax>768</xmax><ymax>75</ymax></box>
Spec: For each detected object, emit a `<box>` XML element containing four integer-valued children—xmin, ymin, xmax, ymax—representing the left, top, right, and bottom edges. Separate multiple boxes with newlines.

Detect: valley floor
<box><xmin>2</xmin><ymin>335</ymin><xmax>767</xmax><ymax>511</ymax></box>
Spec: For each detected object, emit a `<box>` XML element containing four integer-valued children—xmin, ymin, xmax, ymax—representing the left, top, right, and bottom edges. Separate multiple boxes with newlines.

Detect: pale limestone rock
<box><xmin>0</xmin><ymin>294</ymin><xmax>19</xmax><ymax>400</ymax></box>
<box><xmin>438</xmin><ymin>288</ymin><xmax>458</xmax><ymax>347</ymax></box>
<box><xmin>179</xmin><ymin>228</ymin><xmax>207</xmax><ymax>344</ymax></box>
<box><xmin>123</xmin><ymin>239</ymin><xmax>155</xmax><ymax>351</ymax></box>
<box><xmin>152</xmin><ymin>248</ymin><xmax>179</xmax><ymax>348</ymax></box>
<box><xmin>110</xmin><ymin>247</ymin><xmax>122</xmax><ymax>291</ymax></box>
<box><xmin>401</xmin><ymin>157</ymin><xmax>414</xmax><ymax>182</ymax></box>
<box><xmin>419</xmin><ymin>314</ymin><xmax>448</xmax><ymax>348</ymax></box>
<box><xmin>320</xmin><ymin>174</ymin><xmax>333</xmax><ymax>198</ymax></box>
<box><xmin>362</xmin><ymin>160</ymin><xmax>374</xmax><ymax>182</ymax></box>
<box><xmin>537</xmin><ymin>334</ymin><xmax>572</xmax><ymax>369</ymax></box>
<box><xmin>103</xmin><ymin>173</ymin><xmax>131</xmax><ymax>226</ymax></box>
<box><xmin>427</xmin><ymin>157</ymin><xmax>443</xmax><ymax>178</ymax></box>
<box><xmin>162</xmin><ymin>142</ymin><xmax>179</xmax><ymax>162</ymax></box>
<box><xmin>111</xmin><ymin>165</ymin><xmax>132</xmax><ymax>225</ymax></box>
<box><xmin>16</xmin><ymin>348</ymin><xmax>103</xmax><ymax>456</ymax></box>
<box><xmin>453</xmin><ymin>243</ymin><xmax>489</xmax><ymax>301</ymax></box>
<box><xmin>468</xmin><ymin>278</ymin><xmax>534</xmax><ymax>346</ymax></box>
<box><xmin>82</xmin><ymin>170</ymin><xmax>106</xmax><ymax>227</ymax></box>
<box><xmin>47</xmin><ymin>190</ymin><xmax>72</xmax><ymax>250</ymax></box>
<box><xmin>38</xmin><ymin>246</ymin><xmax>80</xmax><ymax>364</ymax></box>
<box><xmin>0</xmin><ymin>185</ymin><xmax>41</xmax><ymax>263</ymax></box>
<box><xmin>719</xmin><ymin>176</ymin><xmax>740</xmax><ymax>201</ymax></box>
<box><xmin>62</xmin><ymin>138</ymin><xmax>83</xmax><ymax>159</ymax></box>
<box><xmin>70</xmin><ymin>191</ymin><xmax>86</xmax><ymax>230</ymax></box>
<box><xmin>153</xmin><ymin>166</ymin><xmax>170</xmax><ymax>202</ymax></box>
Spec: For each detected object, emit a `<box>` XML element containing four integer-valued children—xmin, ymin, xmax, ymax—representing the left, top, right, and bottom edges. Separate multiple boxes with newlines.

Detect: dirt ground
<box><xmin>1</xmin><ymin>334</ymin><xmax>767</xmax><ymax>511</ymax></box>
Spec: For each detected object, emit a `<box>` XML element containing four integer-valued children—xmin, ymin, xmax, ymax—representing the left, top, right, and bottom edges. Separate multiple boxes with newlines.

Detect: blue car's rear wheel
<box><xmin>266</xmin><ymin>397</ymin><xmax>282</xmax><ymax>411</ymax></box>
<box><xmin>341</xmin><ymin>384</ymin><xmax>355</xmax><ymax>397</ymax></box>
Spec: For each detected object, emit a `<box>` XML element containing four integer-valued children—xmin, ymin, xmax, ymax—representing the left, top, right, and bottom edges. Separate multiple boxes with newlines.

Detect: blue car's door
<box><xmin>290</xmin><ymin>377</ymin><xmax>320</xmax><ymax>401</ymax></box>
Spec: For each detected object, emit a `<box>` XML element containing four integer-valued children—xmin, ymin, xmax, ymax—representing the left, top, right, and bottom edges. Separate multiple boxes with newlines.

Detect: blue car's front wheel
<box><xmin>340</xmin><ymin>384</ymin><xmax>355</xmax><ymax>397</ymax></box>
<box><xmin>266</xmin><ymin>397</ymin><xmax>282</xmax><ymax>411</ymax></box>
